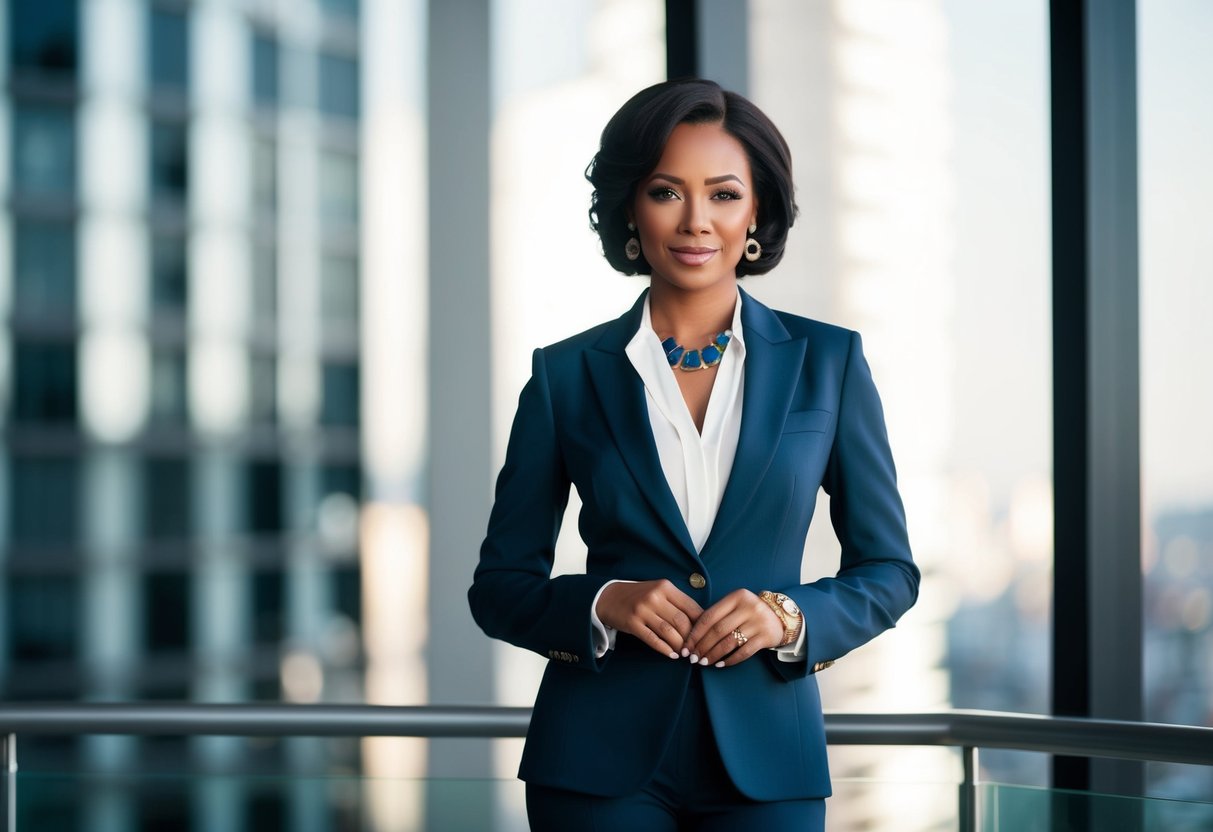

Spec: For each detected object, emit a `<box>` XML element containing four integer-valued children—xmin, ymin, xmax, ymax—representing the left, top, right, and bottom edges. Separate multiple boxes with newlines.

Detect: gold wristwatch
<box><xmin>760</xmin><ymin>591</ymin><xmax>803</xmax><ymax>647</ymax></box>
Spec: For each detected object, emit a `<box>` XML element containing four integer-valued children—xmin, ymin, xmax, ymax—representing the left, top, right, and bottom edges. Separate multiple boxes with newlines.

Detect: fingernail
<box><xmin>680</xmin><ymin>648</ymin><xmax>689</xmax><ymax>658</ymax></box>
<box><xmin>699</xmin><ymin>658</ymin><xmax>710</xmax><ymax>666</ymax></box>
<box><xmin>689</xmin><ymin>654</ymin><xmax>699</xmax><ymax>663</ymax></box>
<box><xmin>668</xmin><ymin>651</ymin><xmax>679</xmax><ymax>659</ymax></box>
<box><xmin>714</xmin><ymin>661</ymin><xmax>725</xmax><ymax>668</ymax></box>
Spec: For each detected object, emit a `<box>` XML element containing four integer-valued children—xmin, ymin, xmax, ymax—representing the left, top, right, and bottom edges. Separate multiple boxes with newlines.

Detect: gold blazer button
<box><xmin>689</xmin><ymin>573</ymin><xmax>706</xmax><ymax>589</ymax></box>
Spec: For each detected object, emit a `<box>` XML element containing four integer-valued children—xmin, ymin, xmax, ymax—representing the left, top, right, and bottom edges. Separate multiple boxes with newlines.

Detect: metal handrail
<box><xmin>3</xmin><ymin>706</ymin><xmax>1210</xmax><ymax>832</ymax></box>
<box><xmin>1</xmin><ymin>705</ymin><xmax>1210</xmax><ymax>767</ymax></box>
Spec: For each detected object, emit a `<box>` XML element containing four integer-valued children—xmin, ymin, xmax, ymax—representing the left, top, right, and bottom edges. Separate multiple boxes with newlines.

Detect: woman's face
<box><xmin>631</xmin><ymin>121</ymin><xmax>757</xmax><ymax>294</ymax></box>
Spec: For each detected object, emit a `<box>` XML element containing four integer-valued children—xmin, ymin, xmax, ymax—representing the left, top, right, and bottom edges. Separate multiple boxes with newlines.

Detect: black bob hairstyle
<box><xmin>586</xmin><ymin>78</ymin><xmax>798</xmax><ymax>277</ymax></box>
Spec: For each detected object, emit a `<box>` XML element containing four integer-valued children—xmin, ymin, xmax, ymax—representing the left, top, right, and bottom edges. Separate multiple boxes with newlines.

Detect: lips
<box><xmin>668</xmin><ymin>246</ymin><xmax>718</xmax><ymax>266</ymax></box>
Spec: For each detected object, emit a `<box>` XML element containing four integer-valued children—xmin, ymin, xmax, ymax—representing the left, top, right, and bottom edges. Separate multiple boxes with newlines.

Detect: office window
<box><xmin>1140</xmin><ymin>0</ymin><xmax>1213</xmax><ymax>799</ymax></box>
<box><xmin>150</xmin><ymin>119</ymin><xmax>189</xmax><ymax>205</ymax></box>
<box><xmin>321</xmin><ymin>463</ymin><xmax>361</xmax><ymax>502</ymax></box>
<box><xmin>246</xmin><ymin>460</ymin><xmax>283</xmax><ymax>533</ymax></box>
<box><xmin>252</xmin><ymin>137</ymin><xmax>277</xmax><ymax>216</ymax></box>
<box><xmin>148</xmin><ymin>8</ymin><xmax>189</xmax><ymax>94</ymax></box>
<box><xmin>9</xmin><ymin>576</ymin><xmax>78</xmax><ymax>661</ymax></box>
<box><xmin>144</xmin><ymin>571</ymin><xmax>190</xmax><ymax>653</ymax></box>
<box><xmin>252</xmin><ymin>32</ymin><xmax>279</xmax><ymax>108</ymax></box>
<box><xmin>318</xmin><ymin>0</ymin><xmax>359</xmax><ymax>21</ymax></box>
<box><xmin>318</xmin><ymin>53</ymin><xmax>359</xmax><ymax>120</ymax></box>
<box><xmin>14</xmin><ymin>219</ymin><xmax>76</xmax><ymax>320</ymax></box>
<box><xmin>8</xmin><ymin>0</ymin><xmax>78</xmax><ymax>79</ymax></box>
<box><xmin>9</xmin><ymin>456</ymin><xmax>78</xmax><ymax>547</ymax></box>
<box><xmin>251</xmin><ymin>569</ymin><xmax>285</xmax><ymax>644</ymax></box>
<box><xmin>319</xmin><ymin>149</ymin><xmax>358</xmax><ymax>226</ymax></box>
<box><xmin>144</xmin><ymin>457</ymin><xmax>191</xmax><ymax>540</ymax></box>
<box><xmin>320</xmin><ymin>363</ymin><xmax>359</xmax><ymax>427</ymax></box>
<box><xmin>332</xmin><ymin>564</ymin><xmax>361</xmax><ymax>624</ymax></box>
<box><xmin>149</xmin><ymin>347</ymin><xmax>188</xmax><ymax>426</ymax></box>
<box><xmin>12</xmin><ymin>104</ymin><xmax>76</xmax><ymax>200</ymax></box>
<box><xmin>12</xmin><ymin>340</ymin><xmax>77</xmax><ymax>424</ymax></box>
<box><xmin>320</xmin><ymin>253</ymin><xmax>358</xmax><ymax>331</ymax></box>
<box><xmin>252</xmin><ymin>240</ymin><xmax>277</xmax><ymax>322</ymax></box>
<box><xmin>249</xmin><ymin>354</ymin><xmax>276</xmax><ymax>426</ymax></box>
<box><xmin>151</xmin><ymin>231</ymin><xmax>188</xmax><ymax>314</ymax></box>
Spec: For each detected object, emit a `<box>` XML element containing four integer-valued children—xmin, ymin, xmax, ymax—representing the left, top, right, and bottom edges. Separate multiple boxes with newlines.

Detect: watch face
<box><xmin>781</xmin><ymin>598</ymin><xmax>800</xmax><ymax>616</ymax></box>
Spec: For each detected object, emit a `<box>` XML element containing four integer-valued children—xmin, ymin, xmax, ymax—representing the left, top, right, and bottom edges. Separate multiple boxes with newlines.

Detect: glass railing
<box><xmin>1</xmin><ymin>705</ymin><xmax>1211</xmax><ymax>831</ymax></box>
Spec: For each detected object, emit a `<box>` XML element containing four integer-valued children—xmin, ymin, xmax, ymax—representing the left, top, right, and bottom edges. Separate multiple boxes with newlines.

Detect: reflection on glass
<box><xmin>150</xmin><ymin>119</ymin><xmax>189</xmax><ymax>205</ymax></box>
<box><xmin>1140</xmin><ymin>0</ymin><xmax>1213</xmax><ymax>801</ymax></box>
<box><xmin>149</xmin><ymin>347</ymin><xmax>188</xmax><ymax>426</ymax></box>
<box><xmin>321</xmin><ymin>252</ymin><xmax>359</xmax><ymax>330</ymax></box>
<box><xmin>8</xmin><ymin>0</ymin><xmax>79</xmax><ymax>78</ymax></box>
<box><xmin>246</xmin><ymin>460</ymin><xmax>284</xmax><ymax>533</ymax></box>
<box><xmin>13</xmin><ymin>340</ymin><xmax>78</xmax><ymax>424</ymax></box>
<box><xmin>253</xmin><ymin>137</ymin><xmax>278</xmax><ymax>215</ymax></box>
<box><xmin>12</xmin><ymin>104</ymin><xmax>77</xmax><ymax>199</ymax></box>
<box><xmin>14</xmin><ymin>219</ymin><xmax>76</xmax><ymax>319</ymax></box>
<box><xmin>144</xmin><ymin>457</ymin><xmax>191</xmax><ymax>540</ymax></box>
<box><xmin>319</xmin><ymin>149</ymin><xmax>358</xmax><ymax>226</ymax></box>
<box><xmin>143</xmin><ymin>572</ymin><xmax>190</xmax><ymax>653</ymax></box>
<box><xmin>252</xmin><ymin>32</ymin><xmax>280</xmax><ymax>108</ymax></box>
<box><xmin>252</xmin><ymin>240</ymin><xmax>278</xmax><ymax>322</ymax></box>
<box><xmin>252</xmin><ymin>569</ymin><xmax>286</xmax><ymax>644</ymax></box>
<box><xmin>321</xmin><ymin>363</ymin><xmax>359</xmax><ymax>427</ymax></box>
<box><xmin>148</xmin><ymin>8</ymin><xmax>189</xmax><ymax>94</ymax></box>
<box><xmin>249</xmin><ymin>354</ymin><xmax>277</xmax><ymax>425</ymax></box>
<box><xmin>151</xmin><ymin>231</ymin><xmax>188</xmax><ymax>314</ymax></box>
<box><xmin>319</xmin><ymin>53</ymin><xmax>359</xmax><ymax>120</ymax></box>
<box><xmin>9</xmin><ymin>455</ymin><xmax>78</xmax><ymax>546</ymax></box>
<box><xmin>9</xmin><ymin>575</ymin><xmax>78</xmax><ymax>660</ymax></box>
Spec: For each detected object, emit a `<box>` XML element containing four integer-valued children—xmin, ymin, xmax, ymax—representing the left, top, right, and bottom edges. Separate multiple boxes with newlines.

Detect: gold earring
<box><xmin>625</xmin><ymin>222</ymin><xmax>641</xmax><ymax>261</ymax></box>
<box><xmin>744</xmin><ymin>223</ymin><xmax>762</xmax><ymax>262</ymax></box>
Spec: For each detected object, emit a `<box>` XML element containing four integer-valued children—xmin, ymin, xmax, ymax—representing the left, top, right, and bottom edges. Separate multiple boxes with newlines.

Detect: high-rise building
<box><xmin>0</xmin><ymin>0</ymin><xmax>364</xmax><ymax>789</ymax></box>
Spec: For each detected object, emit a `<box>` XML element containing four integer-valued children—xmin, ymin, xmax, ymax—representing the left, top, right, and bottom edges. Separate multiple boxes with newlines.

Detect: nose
<box><xmin>679</xmin><ymin>196</ymin><xmax>711</xmax><ymax>235</ymax></box>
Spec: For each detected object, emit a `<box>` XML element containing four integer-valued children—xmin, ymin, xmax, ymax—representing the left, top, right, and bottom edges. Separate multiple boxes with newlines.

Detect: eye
<box><xmin>712</xmin><ymin>188</ymin><xmax>743</xmax><ymax>200</ymax></box>
<box><xmin>647</xmin><ymin>187</ymin><xmax>679</xmax><ymax>201</ymax></box>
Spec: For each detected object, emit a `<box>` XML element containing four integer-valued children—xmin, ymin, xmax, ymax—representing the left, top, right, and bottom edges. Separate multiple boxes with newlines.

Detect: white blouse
<box><xmin>589</xmin><ymin>290</ymin><xmax>805</xmax><ymax>661</ymax></box>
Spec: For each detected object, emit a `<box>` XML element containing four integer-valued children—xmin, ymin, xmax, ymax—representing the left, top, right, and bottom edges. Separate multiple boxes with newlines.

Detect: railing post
<box><xmin>3</xmin><ymin>734</ymin><xmax>15</xmax><ymax>832</ymax></box>
<box><xmin>960</xmin><ymin>745</ymin><xmax>978</xmax><ymax>832</ymax></box>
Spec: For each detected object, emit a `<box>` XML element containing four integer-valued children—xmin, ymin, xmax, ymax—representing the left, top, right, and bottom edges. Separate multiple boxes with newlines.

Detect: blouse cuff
<box><xmin>590</xmin><ymin>579</ymin><xmax>632</xmax><ymax>658</ymax></box>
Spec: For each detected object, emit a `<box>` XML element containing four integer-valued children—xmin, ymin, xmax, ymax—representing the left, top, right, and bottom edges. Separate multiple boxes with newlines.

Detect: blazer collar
<box><xmin>584</xmin><ymin>286</ymin><xmax>807</xmax><ymax>562</ymax></box>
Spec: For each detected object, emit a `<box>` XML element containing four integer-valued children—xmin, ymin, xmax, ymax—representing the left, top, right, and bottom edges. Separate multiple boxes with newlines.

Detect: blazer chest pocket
<box><xmin>782</xmin><ymin>409</ymin><xmax>832</xmax><ymax>435</ymax></box>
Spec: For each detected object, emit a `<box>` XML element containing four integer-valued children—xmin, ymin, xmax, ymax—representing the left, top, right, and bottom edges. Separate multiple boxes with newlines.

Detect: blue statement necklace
<box><xmin>661</xmin><ymin>330</ymin><xmax>733</xmax><ymax>371</ymax></box>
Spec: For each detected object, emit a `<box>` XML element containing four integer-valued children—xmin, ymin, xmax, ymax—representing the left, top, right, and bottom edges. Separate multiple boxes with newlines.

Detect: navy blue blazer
<box><xmin>469</xmin><ymin>287</ymin><xmax>919</xmax><ymax>801</ymax></box>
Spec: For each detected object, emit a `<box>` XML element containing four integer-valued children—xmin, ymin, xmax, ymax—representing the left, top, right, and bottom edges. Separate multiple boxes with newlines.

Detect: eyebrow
<box><xmin>649</xmin><ymin>173</ymin><xmax>746</xmax><ymax>187</ymax></box>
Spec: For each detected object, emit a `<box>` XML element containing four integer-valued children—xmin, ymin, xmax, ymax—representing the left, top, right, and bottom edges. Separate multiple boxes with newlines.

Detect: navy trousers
<box><xmin>526</xmin><ymin>670</ymin><xmax>827</xmax><ymax>831</ymax></box>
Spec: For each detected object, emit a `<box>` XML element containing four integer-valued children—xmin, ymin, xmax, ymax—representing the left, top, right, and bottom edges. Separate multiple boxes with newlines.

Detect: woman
<box><xmin>469</xmin><ymin>78</ymin><xmax>919</xmax><ymax>830</ymax></box>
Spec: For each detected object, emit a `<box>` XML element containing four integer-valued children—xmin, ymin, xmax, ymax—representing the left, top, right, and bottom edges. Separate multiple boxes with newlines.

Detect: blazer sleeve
<box><xmin>768</xmin><ymin>330</ymin><xmax>920</xmax><ymax>682</ymax></box>
<box><xmin>467</xmin><ymin>347</ymin><xmax>614</xmax><ymax>671</ymax></box>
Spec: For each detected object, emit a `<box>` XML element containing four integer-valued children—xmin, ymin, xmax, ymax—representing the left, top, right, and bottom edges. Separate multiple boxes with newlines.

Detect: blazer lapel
<box><xmin>585</xmin><ymin>291</ymin><xmax>700</xmax><ymax>560</ymax></box>
<box><xmin>701</xmin><ymin>289</ymin><xmax>807</xmax><ymax>557</ymax></box>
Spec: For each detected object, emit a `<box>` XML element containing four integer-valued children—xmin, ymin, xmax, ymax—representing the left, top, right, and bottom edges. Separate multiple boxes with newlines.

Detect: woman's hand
<box><xmin>596</xmin><ymin>580</ymin><xmax>704</xmax><ymax>659</ymax></box>
<box><xmin>682</xmin><ymin>589</ymin><xmax>784</xmax><ymax>667</ymax></box>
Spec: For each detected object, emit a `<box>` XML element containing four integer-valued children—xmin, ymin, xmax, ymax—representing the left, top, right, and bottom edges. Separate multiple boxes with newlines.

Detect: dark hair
<box><xmin>586</xmin><ymin>78</ymin><xmax>798</xmax><ymax>277</ymax></box>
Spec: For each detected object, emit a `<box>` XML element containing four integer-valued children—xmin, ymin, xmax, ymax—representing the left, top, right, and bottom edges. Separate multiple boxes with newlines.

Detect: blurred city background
<box><xmin>0</xmin><ymin>0</ymin><xmax>1209</xmax><ymax>829</ymax></box>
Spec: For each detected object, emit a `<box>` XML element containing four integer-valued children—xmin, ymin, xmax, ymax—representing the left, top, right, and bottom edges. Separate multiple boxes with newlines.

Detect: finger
<box><xmin>665</xmin><ymin>589</ymin><xmax>705</xmax><ymax>622</ymax></box>
<box><xmin>695</xmin><ymin>611</ymin><xmax>753</xmax><ymax>665</ymax></box>
<box><xmin>650</xmin><ymin>609</ymin><xmax>691</xmax><ymax>652</ymax></box>
<box><xmin>716</xmin><ymin>632</ymin><xmax>767</xmax><ymax>667</ymax></box>
<box><xmin>684</xmin><ymin>596</ymin><xmax>737</xmax><ymax>654</ymax></box>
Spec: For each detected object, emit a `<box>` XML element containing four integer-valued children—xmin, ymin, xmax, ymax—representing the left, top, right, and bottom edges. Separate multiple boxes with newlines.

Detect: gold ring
<box><xmin>732</xmin><ymin>629</ymin><xmax>748</xmax><ymax>646</ymax></box>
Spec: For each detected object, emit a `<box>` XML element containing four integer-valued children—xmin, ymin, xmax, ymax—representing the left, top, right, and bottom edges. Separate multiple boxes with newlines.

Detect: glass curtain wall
<box><xmin>1139</xmin><ymin>0</ymin><xmax>1213</xmax><ymax>802</ymax></box>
